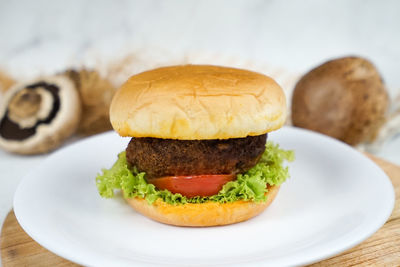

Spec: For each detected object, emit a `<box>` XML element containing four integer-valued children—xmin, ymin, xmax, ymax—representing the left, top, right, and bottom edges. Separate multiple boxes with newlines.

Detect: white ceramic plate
<box><xmin>13</xmin><ymin>127</ymin><xmax>394</xmax><ymax>267</ymax></box>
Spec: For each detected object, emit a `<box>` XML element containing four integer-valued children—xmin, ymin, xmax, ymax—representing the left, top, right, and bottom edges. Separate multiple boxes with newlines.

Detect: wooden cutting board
<box><xmin>1</xmin><ymin>154</ymin><xmax>399</xmax><ymax>266</ymax></box>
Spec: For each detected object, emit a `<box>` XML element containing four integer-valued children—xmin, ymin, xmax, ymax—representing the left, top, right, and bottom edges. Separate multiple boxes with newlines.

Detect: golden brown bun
<box><xmin>110</xmin><ymin>65</ymin><xmax>286</xmax><ymax>139</ymax></box>
<box><xmin>125</xmin><ymin>185</ymin><xmax>280</xmax><ymax>227</ymax></box>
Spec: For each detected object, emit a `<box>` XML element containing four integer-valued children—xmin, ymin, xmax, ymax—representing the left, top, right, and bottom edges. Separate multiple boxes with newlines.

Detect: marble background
<box><xmin>0</xmin><ymin>0</ymin><xmax>399</xmax><ymax>263</ymax></box>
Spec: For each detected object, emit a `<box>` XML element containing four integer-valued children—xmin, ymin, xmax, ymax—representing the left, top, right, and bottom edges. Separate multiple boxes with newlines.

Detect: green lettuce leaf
<box><xmin>96</xmin><ymin>141</ymin><xmax>294</xmax><ymax>205</ymax></box>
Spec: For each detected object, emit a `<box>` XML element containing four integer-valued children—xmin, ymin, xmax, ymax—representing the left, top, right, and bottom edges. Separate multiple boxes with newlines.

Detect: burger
<box><xmin>96</xmin><ymin>65</ymin><xmax>294</xmax><ymax>227</ymax></box>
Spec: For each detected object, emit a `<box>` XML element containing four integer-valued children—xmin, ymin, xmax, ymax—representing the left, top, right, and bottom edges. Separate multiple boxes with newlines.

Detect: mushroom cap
<box><xmin>291</xmin><ymin>57</ymin><xmax>389</xmax><ymax>145</ymax></box>
<box><xmin>64</xmin><ymin>69</ymin><xmax>116</xmax><ymax>135</ymax></box>
<box><xmin>0</xmin><ymin>76</ymin><xmax>81</xmax><ymax>154</ymax></box>
<box><xmin>0</xmin><ymin>70</ymin><xmax>15</xmax><ymax>93</ymax></box>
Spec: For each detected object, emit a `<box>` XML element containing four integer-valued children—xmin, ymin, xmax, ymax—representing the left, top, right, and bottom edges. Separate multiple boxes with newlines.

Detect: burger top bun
<box><xmin>110</xmin><ymin>65</ymin><xmax>286</xmax><ymax>140</ymax></box>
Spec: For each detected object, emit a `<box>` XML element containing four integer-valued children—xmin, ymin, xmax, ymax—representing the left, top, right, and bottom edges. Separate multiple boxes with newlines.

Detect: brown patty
<box><xmin>125</xmin><ymin>134</ymin><xmax>267</xmax><ymax>178</ymax></box>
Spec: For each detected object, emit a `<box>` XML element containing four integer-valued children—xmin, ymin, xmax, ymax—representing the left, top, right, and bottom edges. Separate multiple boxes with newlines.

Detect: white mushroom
<box><xmin>0</xmin><ymin>76</ymin><xmax>81</xmax><ymax>154</ymax></box>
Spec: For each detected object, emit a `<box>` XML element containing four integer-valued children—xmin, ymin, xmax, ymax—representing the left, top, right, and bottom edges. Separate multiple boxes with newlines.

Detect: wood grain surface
<box><xmin>1</xmin><ymin>155</ymin><xmax>399</xmax><ymax>266</ymax></box>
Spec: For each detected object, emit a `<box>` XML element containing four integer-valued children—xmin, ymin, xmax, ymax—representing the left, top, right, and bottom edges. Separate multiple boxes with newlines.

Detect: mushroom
<box><xmin>0</xmin><ymin>76</ymin><xmax>81</xmax><ymax>154</ymax></box>
<box><xmin>0</xmin><ymin>70</ymin><xmax>15</xmax><ymax>93</ymax></box>
<box><xmin>64</xmin><ymin>69</ymin><xmax>116</xmax><ymax>135</ymax></box>
<box><xmin>291</xmin><ymin>56</ymin><xmax>389</xmax><ymax>146</ymax></box>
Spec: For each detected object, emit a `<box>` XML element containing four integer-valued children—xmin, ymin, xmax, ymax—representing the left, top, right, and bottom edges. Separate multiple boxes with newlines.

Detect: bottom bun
<box><xmin>124</xmin><ymin>185</ymin><xmax>280</xmax><ymax>227</ymax></box>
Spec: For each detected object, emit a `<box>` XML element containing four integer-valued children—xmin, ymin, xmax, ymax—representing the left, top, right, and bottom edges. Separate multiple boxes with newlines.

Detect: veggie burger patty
<box><xmin>126</xmin><ymin>134</ymin><xmax>267</xmax><ymax>179</ymax></box>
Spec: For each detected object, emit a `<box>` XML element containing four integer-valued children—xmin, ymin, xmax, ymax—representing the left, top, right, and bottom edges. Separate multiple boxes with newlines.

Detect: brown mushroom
<box><xmin>0</xmin><ymin>76</ymin><xmax>81</xmax><ymax>154</ymax></box>
<box><xmin>291</xmin><ymin>56</ymin><xmax>389</xmax><ymax>146</ymax></box>
<box><xmin>63</xmin><ymin>69</ymin><xmax>116</xmax><ymax>135</ymax></box>
<box><xmin>0</xmin><ymin>70</ymin><xmax>15</xmax><ymax>93</ymax></box>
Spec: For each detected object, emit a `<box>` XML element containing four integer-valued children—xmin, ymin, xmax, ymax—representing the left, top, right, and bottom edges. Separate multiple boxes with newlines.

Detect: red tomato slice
<box><xmin>147</xmin><ymin>174</ymin><xmax>235</xmax><ymax>198</ymax></box>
